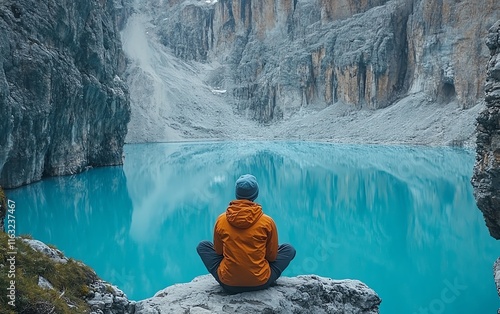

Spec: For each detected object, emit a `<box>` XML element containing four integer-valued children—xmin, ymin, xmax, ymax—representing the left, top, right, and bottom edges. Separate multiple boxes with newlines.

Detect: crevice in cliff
<box><xmin>358</xmin><ymin>60</ymin><xmax>367</xmax><ymax>107</ymax></box>
<box><xmin>394</xmin><ymin>3</ymin><xmax>411</xmax><ymax>98</ymax></box>
<box><xmin>209</xmin><ymin>7</ymin><xmax>214</xmax><ymax>49</ymax></box>
<box><xmin>246</xmin><ymin>0</ymin><xmax>253</xmax><ymax>33</ymax></box>
<box><xmin>240</xmin><ymin>0</ymin><xmax>248</xmax><ymax>24</ymax></box>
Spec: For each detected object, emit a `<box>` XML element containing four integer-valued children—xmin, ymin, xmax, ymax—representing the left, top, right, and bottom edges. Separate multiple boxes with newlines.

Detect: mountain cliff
<box><xmin>471</xmin><ymin>18</ymin><xmax>500</xmax><ymax>308</ymax></box>
<box><xmin>2</xmin><ymin>0</ymin><xmax>500</xmax><ymax>187</ymax></box>
<box><xmin>126</xmin><ymin>0</ymin><xmax>498</xmax><ymax>134</ymax></box>
<box><xmin>472</xmin><ymin>20</ymin><xmax>500</xmax><ymax>239</ymax></box>
<box><xmin>0</xmin><ymin>0</ymin><xmax>131</xmax><ymax>188</ymax></box>
<box><xmin>156</xmin><ymin>0</ymin><xmax>410</xmax><ymax>119</ymax></box>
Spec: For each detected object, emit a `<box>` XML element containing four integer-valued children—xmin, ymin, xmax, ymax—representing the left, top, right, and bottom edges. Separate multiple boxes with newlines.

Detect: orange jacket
<box><xmin>214</xmin><ymin>199</ymin><xmax>278</xmax><ymax>287</ymax></box>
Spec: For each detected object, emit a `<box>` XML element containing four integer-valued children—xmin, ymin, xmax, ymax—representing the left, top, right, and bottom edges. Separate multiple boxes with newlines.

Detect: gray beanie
<box><xmin>235</xmin><ymin>174</ymin><xmax>259</xmax><ymax>201</ymax></box>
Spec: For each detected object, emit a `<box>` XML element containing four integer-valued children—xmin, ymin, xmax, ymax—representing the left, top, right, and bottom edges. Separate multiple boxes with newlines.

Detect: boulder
<box><xmin>135</xmin><ymin>274</ymin><xmax>381</xmax><ymax>314</ymax></box>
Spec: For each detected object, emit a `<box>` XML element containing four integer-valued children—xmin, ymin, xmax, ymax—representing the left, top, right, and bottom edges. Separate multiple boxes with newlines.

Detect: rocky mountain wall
<box><xmin>471</xmin><ymin>19</ymin><xmax>500</xmax><ymax>308</ymax></box>
<box><xmin>146</xmin><ymin>0</ymin><xmax>499</xmax><ymax>123</ymax></box>
<box><xmin>135</xmin><ymin>274</ymin><xmax>381</xmax><ymax>314</ymax></box>
<box><xmin>0</xmin><ymin>0</ymin><xmax>131</xmax><ymax>188</ymax></box>
<box><xmin>472</xmin><ymin>20</ymin><xmax>500</xmax><ymax>239</ymax></box>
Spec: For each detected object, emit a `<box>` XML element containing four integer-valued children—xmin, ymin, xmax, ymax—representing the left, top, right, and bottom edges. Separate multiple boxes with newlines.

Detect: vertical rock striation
<box><xmin>407</xmin><ymin>0</ymin><xmax>498</xmax><ymax>108</ymax></box>
<box><xmin>0</xmin><ymin>0</ymin><xmax>131</xmax><ymax>188</ymax></box>
<box><xmin>144</xmin><ymin>0</ymin><xmax>498</xmax><ymax>123</ymax></box>
<box><xmin>471</xmin><ymin>19</ymin><xmax>500</xmax><ymax>308</ymax></box>
<box><xmin>155</xmin><ymin>0</ymin><xmax>412</xmax><ymax>122</ymax></box>
<box><xmin>472</xmin><ymin>20</ymin><xmax>500</xmax><ymax>240</ymax></box>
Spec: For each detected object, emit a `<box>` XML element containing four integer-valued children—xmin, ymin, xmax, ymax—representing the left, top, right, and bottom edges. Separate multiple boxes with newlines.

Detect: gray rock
<box><xmin>88</xmin><ymin>299</ymin><xmax>106</xmax><ymax>311</ymax></box>
<box><xmin>87</xmin><ymin>280</ymin><xmax>136</xmax><ymax>314</ymax></box>
<box><xmin>22</xmin><ymin>239</ymin><xmax>68</xmax><ymax>264</ymax></box>
<box><xmin>0</xmin><ymin>0</ymin><xmax>131</xmax><ymax>188</ymax></box>
<box><xmin>471</xmin><ymin>19</ymin><xmax>500</xmax><ymax>313</ymax></box>
<box><xmin>471</xmin><ymin>20</ymin><xmax>500</xmax><ymax>239</ymax></box>
<box><xmin>38</xmin><ymin>276</ymin><xmax>54</xmax><ymax>290</ymax></box>
<box><xmin>135</xmin><ymin>274</ymin><xmax>381</xmax><ymax>314</ymax></box>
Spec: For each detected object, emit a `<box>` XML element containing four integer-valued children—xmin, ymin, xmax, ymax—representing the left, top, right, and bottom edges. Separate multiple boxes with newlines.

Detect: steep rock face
<box><xmin>155</xmin><ymin>0</ymin><xmax>411</xmax><ymax>121</ymax></box>
<box><xmin>472</xmin><ymin>20</ymin><xmax>500</xmax><ymax>240</ymax></box>
<box><xmin>0</xmin><ymin>0</ymin><xmax>131</xmax><ymax>188</ymax></box>
<box><xmin>143</xmin><ymin>0</ymin><xmax>498</xmax><ymax>123</ymax></box>
<box><xmin>407</xmin><ymin>0</ymin><xmax>499</xmax><ymax>107</ymax></box>
<box><xmin>135</xmin><ymin>274</ymin><xmax>381</xmax><ymax>314</ymax></box>
<box><xmin>471</xmin><ymin>20</ymin><xmax>500</xmax><ymax>308</ymax></box>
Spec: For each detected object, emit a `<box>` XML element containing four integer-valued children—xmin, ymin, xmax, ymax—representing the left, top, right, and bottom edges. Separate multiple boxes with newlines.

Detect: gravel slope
<box><xmin>122</xmin><ymin>12</ymin><xmax>483</xmax><ymax>148</ymax></box>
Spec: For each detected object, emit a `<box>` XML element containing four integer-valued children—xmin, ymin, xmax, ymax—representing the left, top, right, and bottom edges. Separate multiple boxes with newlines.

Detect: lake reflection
<box><xmin>8</xmin><ymin>141</ymin><xmax>500</xmax><ymax>313</ymax></box>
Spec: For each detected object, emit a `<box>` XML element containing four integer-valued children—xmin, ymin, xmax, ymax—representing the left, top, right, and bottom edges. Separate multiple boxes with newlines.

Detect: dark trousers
<box><xmin>196</xmin><ymin>240</ymin><xmax>296</xmax><ymax>294</ymax></box>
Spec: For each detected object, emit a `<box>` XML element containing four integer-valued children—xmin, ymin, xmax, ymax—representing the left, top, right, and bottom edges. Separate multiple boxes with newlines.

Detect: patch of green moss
<box><xmin>0</xmin><ymin>232</ymin><xmax>98</xmax><ymax>314</ymax></box>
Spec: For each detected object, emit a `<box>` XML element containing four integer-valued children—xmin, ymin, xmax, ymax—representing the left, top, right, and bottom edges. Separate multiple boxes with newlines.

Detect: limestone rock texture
<box><xmin>0</xmin><ymin>0</ymin><xmax>131</xmax><ymax>188</ymax></box>
<box><xmin>472</xmin><ymin>20</ymin><xmax>500</xmax><ymax>240</ymax></box>
<box><xmin>143</xmin><ymin>0</ymin><xmax>498</xmax><ymax>123</ymax></box>
<box><xmin>471</xmin><ymin>19</ymin><xmax>500</xmax><ymax>309</ymax></box>
<box><xmin>135</xmin><ymin>274</ymin><xmax>381</xmax><ymax>314</ymax></box>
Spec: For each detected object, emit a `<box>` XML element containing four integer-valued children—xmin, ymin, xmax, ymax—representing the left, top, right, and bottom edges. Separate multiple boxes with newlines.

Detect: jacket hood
<box><xmin>225</xmin><ymin>199</ymin><xmax>263</xmax><ymax>229</ymax></box>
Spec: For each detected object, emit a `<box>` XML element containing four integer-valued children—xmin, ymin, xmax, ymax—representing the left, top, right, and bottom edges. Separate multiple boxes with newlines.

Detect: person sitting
<box><xmin>197</xmin><ymin>174</ymin><xmax>296</xmax><ymax>294</ymax></box>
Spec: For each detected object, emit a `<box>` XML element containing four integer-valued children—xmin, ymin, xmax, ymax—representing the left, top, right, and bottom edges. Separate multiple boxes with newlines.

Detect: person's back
<box><xmin>197</xmin><ymin>174</ymin><xmax>296</xmax><ymax>293</ymax></box>
<box><xmin>215</xmin><ymin>199</ymin><xmax>277</xmax><ymax>286</ymax></box>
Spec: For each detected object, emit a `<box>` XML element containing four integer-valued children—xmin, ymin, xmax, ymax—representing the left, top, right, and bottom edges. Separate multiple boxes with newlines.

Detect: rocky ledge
<box><xmin>135</xmin><ymin>274</ymin><xmax>381</xmax><ymax>314</ymax></box>
<box><xmin>471</xmin><ymin>19</ymin><xmax>500</xmax><ymax>313</ymax></box>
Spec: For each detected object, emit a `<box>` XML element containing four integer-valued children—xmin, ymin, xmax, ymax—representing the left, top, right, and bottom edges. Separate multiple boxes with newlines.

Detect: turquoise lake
<box><xmin>6</xmin><ymin>141</ymin><xmax>500</xmax><ymax>313</ymax></box>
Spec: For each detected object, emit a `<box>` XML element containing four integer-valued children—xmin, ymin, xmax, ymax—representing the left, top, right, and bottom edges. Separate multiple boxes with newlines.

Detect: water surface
<box><xmin>7</xmin><ymin>141</ymin><xmax>500</xmax><ymax>313</ymax></box>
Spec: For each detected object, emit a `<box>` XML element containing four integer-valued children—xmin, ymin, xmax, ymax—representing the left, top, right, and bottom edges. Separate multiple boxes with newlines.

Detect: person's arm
<box><xmin>213</xmin><ymin>220</ymin><xmax>223</xmax><ymax>256</ymax></box>
<box><xmin>265</xmin><ymin>219</ymin><xmax>279</xmax><ymax>262</ymax></box>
